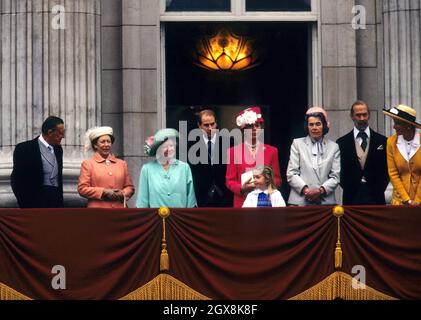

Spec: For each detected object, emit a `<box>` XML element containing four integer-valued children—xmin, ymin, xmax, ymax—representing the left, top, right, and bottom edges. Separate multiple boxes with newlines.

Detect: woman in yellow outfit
<box><xmin>383</xmin><ymin>104</ymin><xmax>421</xmax><ymax>205</ymax></box>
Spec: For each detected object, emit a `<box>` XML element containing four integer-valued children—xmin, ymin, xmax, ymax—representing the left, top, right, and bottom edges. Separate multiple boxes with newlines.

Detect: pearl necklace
<box><xmin>245</xmin><ymin>141</ymin><xmax>259</xmax><ymax>150</ymax></box>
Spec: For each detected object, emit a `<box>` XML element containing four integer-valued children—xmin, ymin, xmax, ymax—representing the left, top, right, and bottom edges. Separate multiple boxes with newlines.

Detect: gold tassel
<box><xmin>158</xmin><ymin>207</ymin><xmax>171</xmax><ymax>273</ymax></box>
<box><xmin>335</xmin><ymin>240</ymin><xmax>342</xmax><ymax>269</ymax></box>
<box><xmin>160</xmin><ymin>243</ymin><xmax>169</xmax><ymax>272</ymax></box>
<box><xmin>332</xmin><ymin>206</ymin><xmax>344</xmax><ymax>270</ymax></box>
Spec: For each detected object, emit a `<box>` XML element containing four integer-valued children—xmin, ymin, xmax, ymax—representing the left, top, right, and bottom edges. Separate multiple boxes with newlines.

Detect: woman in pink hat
<box><xmin>226</xmin><ymin>106</ymin><xmax>282</xmax><ymax>207</ymax></box>
<box><xmin>286</xmin><ymin>107</ymin><xmax>340</xmax><ymax>205</ymax></box>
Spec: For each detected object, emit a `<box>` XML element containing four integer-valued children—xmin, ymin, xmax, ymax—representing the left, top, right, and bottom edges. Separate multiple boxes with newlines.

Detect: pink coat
<box><xmin>226</xmin><ymin>143</ymin><xmax>282</xmax><ymax>208</ymax></box>
<box><xmin>78</xmin><ymin>153</ymin><xmax>135</xmax><ymax>208</ymax></box>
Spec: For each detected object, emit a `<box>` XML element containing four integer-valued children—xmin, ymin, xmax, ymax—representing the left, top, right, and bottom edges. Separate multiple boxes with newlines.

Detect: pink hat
<box><xmin>236</xmin><ymin>106</ymin><xmax>264</xmax><ymax>128</ymax></box>
<box><xmin>306</xmin><ymin>106</ymin><xmax>330</xmax><ymax>128</ymax></box>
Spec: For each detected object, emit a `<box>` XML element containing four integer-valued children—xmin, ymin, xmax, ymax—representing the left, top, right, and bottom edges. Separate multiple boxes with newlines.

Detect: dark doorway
<box><xmin>165</xmin><ymin>22</ymin><xmax>309</xmax><ymax>197</ymax></box>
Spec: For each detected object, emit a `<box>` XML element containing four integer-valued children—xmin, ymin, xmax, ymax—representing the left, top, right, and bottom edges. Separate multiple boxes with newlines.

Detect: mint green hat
<box><xmin>144</xmin><ymin>128</ymin><xmax>179</xmax><ymax>156</ymax></box>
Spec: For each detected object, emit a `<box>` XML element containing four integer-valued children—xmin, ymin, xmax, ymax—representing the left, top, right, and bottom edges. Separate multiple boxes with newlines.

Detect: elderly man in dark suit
<box><xmin>11</xmin><ymin>116</ymin><xmax>65</xmax><ymax>208</ymax></box>
<box><xmin>336</xmin><ymin>101</ymin><xmax>389</xmax><ymax>205</ymax></box>
<box><xmin>188</xmin><ymin>108</ymin><xmax>233</xmax><ymax>207</ymax></box>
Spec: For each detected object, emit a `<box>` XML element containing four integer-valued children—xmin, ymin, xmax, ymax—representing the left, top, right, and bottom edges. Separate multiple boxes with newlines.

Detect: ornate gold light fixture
<box><xmin>194</xmin><ymin>28</ymin><xmax>259</xmax><ymax>71</ymax></box>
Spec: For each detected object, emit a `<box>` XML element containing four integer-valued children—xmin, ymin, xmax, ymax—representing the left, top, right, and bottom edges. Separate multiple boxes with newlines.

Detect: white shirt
<box><xmin>397</xmin><ymin>132</ymin><xmax>420</xmax><ymax>161</ymax></box>
<box><xmin>353</xmin><ymin>126</ymin><xmax>371</xmax><ymax>147</ymax></box>
<box><xmin>39</xmin><ymin>135</ymin><xmax>54</xmax><ymax>154</ymax></box>
<box><xmin>202</xmin><ymin>133</ymin><xmax>217</xmax><ymax>164</ymax></box>
<box><xmin>242</xmin><ymin>188</ymin><xmax>286</xmax><ymax>207</ymax></box>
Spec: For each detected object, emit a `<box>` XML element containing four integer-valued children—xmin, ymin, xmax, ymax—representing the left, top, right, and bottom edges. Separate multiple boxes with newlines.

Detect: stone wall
<box><xmin>383</xmin><ymin>0</ymin><xmax>421</xmax><ymax>136</ymax></box>
<box><xmin>1</xmin><ymin>0</ymin><xmax>420</xmax><ymax>206</ymax></box>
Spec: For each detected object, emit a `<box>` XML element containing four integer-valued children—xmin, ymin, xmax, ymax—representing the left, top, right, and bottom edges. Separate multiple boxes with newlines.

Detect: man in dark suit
<box><xmin>336</xmin><ymin>101</ymin><xmax>389</xmax><ymax>205</ymax></box>
<box><xmin>188</xmin><ymin>108</ymin><xmax>233</xmax><ymax>207</ymax></box>
<box><xmin>11</xmin><ymin>116</ymin><xmax>65</xmax><ymax>208</ymax></box>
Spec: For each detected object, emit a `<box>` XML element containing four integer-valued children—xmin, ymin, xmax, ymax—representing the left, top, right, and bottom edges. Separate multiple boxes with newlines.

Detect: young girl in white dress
<box><xmin>242</xmin><ymin>165</ymin><xmax>286</xmax><ymax>207</ymax></box>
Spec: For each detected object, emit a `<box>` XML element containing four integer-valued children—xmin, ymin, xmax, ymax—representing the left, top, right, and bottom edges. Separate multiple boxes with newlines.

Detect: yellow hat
<box><xmin>383</xmin><ymin>104</ymin><xmax>421</xmax><ymax>129</ymax></box>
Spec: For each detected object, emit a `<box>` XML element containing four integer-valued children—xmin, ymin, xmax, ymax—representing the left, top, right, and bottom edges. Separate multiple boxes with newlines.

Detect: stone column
<box><xmin>383</xmin><ymin>0</ymin><xmax>421</xmax><ymax>135</ymax></box>
<box><xmin>0</xmin><ymin>0</ymin><xmax>101</xmax><ymax>207</ymax></box>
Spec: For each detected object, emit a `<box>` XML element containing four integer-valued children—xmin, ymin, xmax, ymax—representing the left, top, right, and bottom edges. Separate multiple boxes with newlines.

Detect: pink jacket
<box><xmin>78</xmin><ymin>153</ymin><xmax>135</xmax><ymax>208</ymax></box>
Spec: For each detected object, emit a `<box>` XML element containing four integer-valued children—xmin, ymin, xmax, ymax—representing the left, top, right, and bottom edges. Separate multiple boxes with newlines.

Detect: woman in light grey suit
<box><xmin>287</xmin><ymin>107</ymin><xmax>340</xmax><ymax>205</ymax></box>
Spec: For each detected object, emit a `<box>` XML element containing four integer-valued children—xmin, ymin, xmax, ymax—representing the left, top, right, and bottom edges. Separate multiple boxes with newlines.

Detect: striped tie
<box><xmin>257</xmin><ymin>192</ymin><xmax>272</xmax><ymax>207</ymax></box>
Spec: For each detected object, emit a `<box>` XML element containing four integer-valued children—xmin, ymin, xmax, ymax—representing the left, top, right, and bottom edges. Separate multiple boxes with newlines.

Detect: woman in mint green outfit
<box><xmin>136</xmin><ymin>128</ymin><xmax>197</xmax><ymax>208</ymax></box>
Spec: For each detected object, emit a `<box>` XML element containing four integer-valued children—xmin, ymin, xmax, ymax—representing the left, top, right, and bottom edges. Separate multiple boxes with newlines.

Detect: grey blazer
<box><xmin>287</xmin><ymin>136</ymin><xmax>341</xmax><ymax>205</ymax></box>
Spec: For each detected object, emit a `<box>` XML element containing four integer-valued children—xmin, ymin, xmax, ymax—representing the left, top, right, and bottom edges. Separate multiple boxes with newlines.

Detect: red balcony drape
<box><xmin>0</xmin><ymin>209</ymin><xmax>161</xmax><ymax>299</ymax></box>
<box><xmin>1</xmin><ymin>206</ymin><xmax>421</xmax><ymax>299</ymax></box>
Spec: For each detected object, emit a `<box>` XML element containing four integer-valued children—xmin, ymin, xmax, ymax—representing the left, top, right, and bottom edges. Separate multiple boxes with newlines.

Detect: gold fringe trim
<box><xmin>0</xmin><ymin>273</ymin><xmax>401</xmax><ymax>301</ymax></box>
<box><xmin>0</xmin><ymin>283</ymin><xmax>32</xmax><ymax>300</ymax></box>
<box><xmin>289</xmin><ymin>272</ymin><xmax>397</xmax><ymax>300</ymax></box>
<box><xmin>120</xmin><ymin>273</ymin><xmax>210</xmax><ymax>300</ymax></box>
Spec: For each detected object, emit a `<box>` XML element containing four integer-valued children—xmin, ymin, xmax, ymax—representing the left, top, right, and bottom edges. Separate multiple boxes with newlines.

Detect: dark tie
<box><xmin>357</xmin><ymin>131</ymin><xmax>368</xmax><ymax>151</ymax></box>
<box><xmin>257</xmin><ymin>192</ymin><xmax>272</xmax><ymax>207</ymax></box>
<box><xmin>207</xmin><ymin>140</ymin><xmax>212</xmax><ymax>165</ymax></box>
<box><xmin>48</xmin><ymin>146</ymin><xmax>54</xmax><ymax>155</ymax></box>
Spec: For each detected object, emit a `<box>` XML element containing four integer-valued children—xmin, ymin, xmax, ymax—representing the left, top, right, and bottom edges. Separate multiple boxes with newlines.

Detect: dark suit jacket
<box><xmin>188</xmin><ymin>134</ymin><xmax>233</xmax><ymax>207</ymax></box>
<box><xmin>11</xmin><ymin>137</ymin><xmax>64</xmax><ymax>208</ymax></box>
<box><xmin>336</xmin><ymin>128</ymin><xmax>389</xmax><ymax>205</ymax></box>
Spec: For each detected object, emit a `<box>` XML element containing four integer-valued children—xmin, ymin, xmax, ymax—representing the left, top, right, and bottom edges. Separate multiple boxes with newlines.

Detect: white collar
<box><xmin>353</xmin><ymin>127</ymin><xmax>370</xmax><ymax>139</ymax></box>
<box><xmin>203</xmin><ymin>133</ymin><xmax>217</xmax><ymax>144</ymax></box>
<box><xmin>309</xmin><ymin>136</ymin><xmax>324</xmax><ymax>157</ymax></box>
<box><xmin>397</xmin><ymin>132</ymin><xmax>420</xmax><ymax>161</ymax></box>
<box><xmin>306</xmin><ymin>135</ymin><xmax>325</xmax><ymax>145</ymax></box>
<box><xmin>250</xmin><ymin>188</ymin><xmax>269</xmax><ymax>195</ymax></box>
<box><xmin>39</xmin><ymin>135</ymin><xmax>53</xmax><ymax>150</ymax></box>
<box><xmin>397</xmin><ymin>132</ymin><xmax>420</xmax><ymax>146</ymax></box>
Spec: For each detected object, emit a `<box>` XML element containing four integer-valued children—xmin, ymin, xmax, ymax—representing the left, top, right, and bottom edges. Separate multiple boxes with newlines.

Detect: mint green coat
<box><xmin>136</xmin><ymin>159</ymin><xmax>197</xmax><ymax>208</ymax></box>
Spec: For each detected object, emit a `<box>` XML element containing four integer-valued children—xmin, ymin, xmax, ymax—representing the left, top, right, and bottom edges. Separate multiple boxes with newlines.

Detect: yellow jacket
<box><xmin>387</xmin><ymin>133</ymin><xmax>421</xmax><ymax>204</ymax></box>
